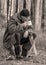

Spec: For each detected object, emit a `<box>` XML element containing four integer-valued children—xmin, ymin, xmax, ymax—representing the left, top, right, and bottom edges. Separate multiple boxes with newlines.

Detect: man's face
<box><xmin>20</xmin><ymin>16</ymin><xmax>30</xmax><ymax>22</ymax></box>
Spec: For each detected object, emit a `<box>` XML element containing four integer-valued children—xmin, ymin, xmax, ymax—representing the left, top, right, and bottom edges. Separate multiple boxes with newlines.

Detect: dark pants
<box><xmin>14</xmin><ymin>33</ymin><xmax>32</xmax><ymax>57</ymax></box>
<box><xmin>3</xmin><ymin>29</ymin><xmax>32</xmax><ymax>57</ymax></box>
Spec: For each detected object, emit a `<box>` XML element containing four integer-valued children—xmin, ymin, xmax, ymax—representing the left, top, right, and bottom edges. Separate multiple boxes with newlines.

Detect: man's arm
<box><xmin>8</xmin><ymin>17</ymin><xmax>24</xmax><ymax>34</ymax></box>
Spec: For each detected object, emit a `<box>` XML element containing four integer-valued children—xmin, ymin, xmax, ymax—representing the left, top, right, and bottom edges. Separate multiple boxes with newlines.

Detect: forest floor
<box><xmin>0</xmin><ymin>16</ymin><xmax>46</xmax><ymax>65</ymax></box>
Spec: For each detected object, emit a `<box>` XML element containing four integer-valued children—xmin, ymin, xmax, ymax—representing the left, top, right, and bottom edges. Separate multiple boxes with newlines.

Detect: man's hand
<box><xmin>21</xmin><ymin>22</ymin><xmax>27</xmax><ymax>27</ymax></box>
<box><xmin>21</xmin><ymin>20</ymin><xmax>33</xmax><ymax>29</ymax></box>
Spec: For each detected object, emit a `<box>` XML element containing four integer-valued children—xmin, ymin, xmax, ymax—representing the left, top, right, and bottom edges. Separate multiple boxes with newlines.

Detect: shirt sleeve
<box><xmin>8</xmin><ymin>17</ymin><xmax>20</xmax><ymax>34</ymax></box>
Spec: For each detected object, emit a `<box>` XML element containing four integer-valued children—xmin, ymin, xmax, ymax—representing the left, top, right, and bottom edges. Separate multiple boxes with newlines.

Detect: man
<box><xmin>3</xmin><ymin>8</ymin><xmax>36</xmax><ymax>60</ymax></box>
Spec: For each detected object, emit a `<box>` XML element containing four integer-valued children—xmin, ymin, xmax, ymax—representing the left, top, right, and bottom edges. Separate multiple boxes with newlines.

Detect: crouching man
<box><xmin>3</xmin><ymin>8</ymin><xmax>37</xmax><ymax>60</ymax></box>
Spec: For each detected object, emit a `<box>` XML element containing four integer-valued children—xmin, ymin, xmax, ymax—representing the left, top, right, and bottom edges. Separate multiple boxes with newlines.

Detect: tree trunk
<box><xmin>18</xmin><ymin>0</ymin><xmax>24</xmax><ymax>13</ymax></box>
<box><xmin>39</xmin><ymin>0</ymin><xmax>43</xmax><ymax>31</ymax></box>
<box><xmin>31</xmin><ymin>0</ymin><xmax>36</xmax><ymax>27</ymax></box>
<box><xmin>12</xmin><ymin>0</ymin><xmax>16</xmax><ymax>14</ymax></box>
<box><xmin>15</xmin><ymin>0</ymin><xmax>18</xmax><ymax>13</ymax></box>
<box><xmin>11</xmin><ymin>0</ymin><xmax>14</xmax><ymax>16</ymax></box>
<box><xmin>0</xmin><ymin>0</ymin><xmax>1</xmax><ymax>13</ymax></box>
<box><xmin>44</xmin><ymin>0</ymin><xmax>46</xmax><ymax>30</ymax></box>
<box><xmin>3</xmin><ymin>0</ymin><xmax>7</xmax><ymax>16</ymax></box>
<box><xmin>0</xmin><ymin>0</ymin><xmax>5</xmax><ymax>14</ymax></box>
<box><xmin>23</xmin><ymin>0</ymin><xmax>26</xmax><ymax>8</ymax></box>
<box><xmin>26</xmin><ymin>0</ymin><xmax>31</xmax><ymax>14</ymax></box>
<box><xmin>35</xmin><ymin>0</ymin><xmax>41</xmax><ymax>31</ymax></box>
<box><xmin>7</xmin><ymin>0</ymin><xmax>12</xmax><ymax>20</ymax></box>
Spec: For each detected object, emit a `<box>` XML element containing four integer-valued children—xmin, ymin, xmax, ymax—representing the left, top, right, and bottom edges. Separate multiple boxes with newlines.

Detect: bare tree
<box><xmin>23</xmin><ymin>0</ymin><xmax>26</xmax><ymax>8</ymax></box>
<box><xmin>39</xmin><ymin>0</ymin><xmax>43</xmax><ymax>31</ymax></box>
<box><xmin>44</xmin><ymin>0</ymin><xmax>46</xmax><ymax>30</ymax></box>
<box><xmin>31</xmin><ymin>0</ymin><xmax>36</xmax><ymax>27</ymax></box>
<box><xmin>35</xmin><ymin>0</ymin><xmax>42</xmax><ymax>31</ymax></box>
<box><xmin>26</xmin><ymin>0</ymin><xmax>31</xmax><ymax>13</ymax></box>
<box><xmin>18</xmin><ymin>0</ymin><xmax>24</xmax><ymax>13</ymax></box>
<box><xmin>0</xmin><ymin>0</ymin><xmax>1</xmax><ymax>13</ymax></box>
<box><xmin>11</xmin><ymin>0</ymin><xmax>16</xmax><ymax>15</ymax></box>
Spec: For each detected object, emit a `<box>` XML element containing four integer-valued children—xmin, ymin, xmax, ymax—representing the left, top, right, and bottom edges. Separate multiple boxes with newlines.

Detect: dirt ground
<box><xmin>0</xmin><ymin>17</ymin><xmax>46</xmax><ymax>65</ymax></box>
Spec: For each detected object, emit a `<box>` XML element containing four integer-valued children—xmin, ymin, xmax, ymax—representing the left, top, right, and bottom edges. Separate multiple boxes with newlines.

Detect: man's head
<box><xmin>20</xmin><ymin>8</ymin><xmax>30</xmax><ymax>22</ymax></box>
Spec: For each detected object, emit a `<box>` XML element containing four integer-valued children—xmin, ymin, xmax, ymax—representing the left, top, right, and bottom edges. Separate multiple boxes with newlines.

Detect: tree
<box><xmin>44</xmin><ymin>0</ymin><xmax>46</xmax><ymax>30</ymax></box>
<box><xmin>11</xmin><ymin>0</ymin><xmax>16</xmax><ymax>15</ymax></box>
<box><xmin>18</xmin><ymin>0</ymin><xmax>24</xmax><ymax>13</ymax></box>
<box><xmin>23</xmin><ymin>0</ymin><xmax>26</xmax><ymax>8</ymax></box>
<box><xmin>26</xmin><ymin>0</ymin><xmax>31</xmax><ymax>13</ymax></box>
<box><xmin>0</xmin><ymin>0</ymin><xmax>1</xmax><ymax>13</ymax></box>
<box><xmin>35</xmin><ymin>0</ymin><xmax>43</xmax><ymax>31</ymax></box>
<box><xmin>31</xmin><ymin>0</ymin><xmax>36</xmax><ymax>27</ymax></box>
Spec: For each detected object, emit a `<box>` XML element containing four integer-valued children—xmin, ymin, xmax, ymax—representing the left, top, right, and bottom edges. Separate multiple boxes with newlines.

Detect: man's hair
<box><xmin>20</xmin><ymin>8</ymin><xmax>29</xmax><ymax>17</ymax></box>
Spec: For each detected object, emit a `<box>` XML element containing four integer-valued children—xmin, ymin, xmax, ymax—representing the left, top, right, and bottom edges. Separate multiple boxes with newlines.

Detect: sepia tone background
<box><xmin>0</xmin><ymin>0</ymin><xmax>46</xmax><ymax>65</ymax></box>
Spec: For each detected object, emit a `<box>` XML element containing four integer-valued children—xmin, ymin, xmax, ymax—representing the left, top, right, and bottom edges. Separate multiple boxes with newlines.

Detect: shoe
<box><xmin>23</xmin><ymin>56</ymin><xmax>31</xmax><ymax>61</ymax></box>
<box><xmin>6</xmin><ymin>55</ymin><xmax>15</xmax><ymax>61</ymax></box>
<box><xmin>16</xmin><ymin>55</ymin><xmax>23</xmax><ymax>60</ymax></box>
